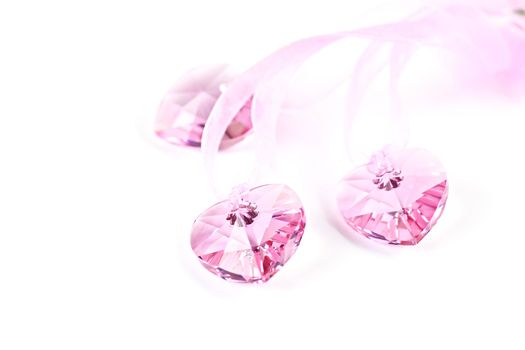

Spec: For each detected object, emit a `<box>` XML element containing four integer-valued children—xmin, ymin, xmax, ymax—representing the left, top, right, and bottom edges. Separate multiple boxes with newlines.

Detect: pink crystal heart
<box><xmin>190</xmin><ymin>184</ymin><xmax>306</xmax><ymax>283</ymax></box>
<box><xmin>337</xmin><ymin>148</ymin><xmax>448</xmax><ymax>245</ymax></box>
<box><xmin>155</xmin><ymin>65</ymin><xmax>253</xmax><ymax>148</ymax></box>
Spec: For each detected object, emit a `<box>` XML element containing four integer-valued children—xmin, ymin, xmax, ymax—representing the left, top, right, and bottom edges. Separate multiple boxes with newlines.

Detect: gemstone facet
<box><xmin>191</xmin><ymin>184</ymin><xmax>306</xmax><ymax>283</ymax></box>
<box><xmin>337</xmin><ymin>148</ymin><xmax>448</xmax><ymax>245</ymax></box>
<box><xmin>155</xmin><ymin>65</ymin><xmax>252</xmax><ymax>148</ymax></box>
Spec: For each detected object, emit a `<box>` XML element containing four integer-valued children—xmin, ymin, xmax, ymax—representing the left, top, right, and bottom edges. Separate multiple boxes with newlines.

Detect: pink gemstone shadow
<box><xmin>155</xmin><ymin>65</ymin><xmax>253</xmax><ymax>148</ymax></box>
<box><xmin>191</xmin><ymin>184</ymin><xmax>306</xmax><ymax>283</ymax></box>
<box><xmin>337</xmin><ymin>148</ymin><xmax>448</xmax><ymax>245</ymax></box>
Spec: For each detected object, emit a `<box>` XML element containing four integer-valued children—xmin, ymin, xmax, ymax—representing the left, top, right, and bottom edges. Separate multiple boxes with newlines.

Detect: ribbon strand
<box><xmin>201</xmin><ymin>3</ymin><xmax>523</xmax><ymax>198</ymax></box>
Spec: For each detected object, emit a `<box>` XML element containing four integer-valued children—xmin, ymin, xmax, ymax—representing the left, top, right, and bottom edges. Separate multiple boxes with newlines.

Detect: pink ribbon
<box><xmin>201</xmin><ymin>3</ymin><xmax>525</xmax><ymax>197</ymax></box>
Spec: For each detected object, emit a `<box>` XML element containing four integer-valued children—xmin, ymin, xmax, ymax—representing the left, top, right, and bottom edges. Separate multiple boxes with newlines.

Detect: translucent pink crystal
<box><xmin>337</xmin><ymin>148</ymin><xmax>448</xmax><ymax>245</ymax></box>
<box><xmin>191</xmin><ymin>184</ymin><xmax>306</xmax><ymax>283</ymax></box>
<box><xmin>155</xmin><ymin>65</ymin><xmax>252</xmax><ymax>148</ymax></box>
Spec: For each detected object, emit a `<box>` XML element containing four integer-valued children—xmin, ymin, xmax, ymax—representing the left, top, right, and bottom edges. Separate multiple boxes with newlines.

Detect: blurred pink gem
<box><xmin>191</xmin><ymin>184</ymin><xmax>306</xmax><ymax>283</ymax></box>
<box><xmin>155</xmin><ymin>65</ymin><xmax>253</xmax><ymax>148</ymax></box>
<box><xmin>515</xmin><ymin>7</ymin><xmax>525</xmax><ymax>30</ymax></box>
<box><xmin>337</xmin><ymin>148</ymin><xmax>448</xmax><ymax>245</ymax></box>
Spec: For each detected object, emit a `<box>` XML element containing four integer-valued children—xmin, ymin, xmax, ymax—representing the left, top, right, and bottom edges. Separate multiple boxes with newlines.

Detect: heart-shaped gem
<box><xmin>190</xmin><ymin>184</ymin><xmax>306</xmax><ymax>283</ymax></box>
<box><xmin>155</xmin><ymin>64</ymin><xmax>253</xmax><ymax>148</ymax></box>
<box><xmin>337</xmin><ymin>148</ymin><xmax>448</xmax><ymax>245</ymax></box>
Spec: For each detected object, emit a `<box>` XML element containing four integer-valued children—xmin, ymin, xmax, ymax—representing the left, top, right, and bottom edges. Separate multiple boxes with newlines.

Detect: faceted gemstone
<box><xmin>337</xmin><ymin>148</ymin><xmax>448</xmax><ymax>245</ymax></box>
<box><xmin>190</xmin><ymin>184</ymin><xmax>306</xmax><ymax>283</ymax></box>
<box><xmin>155</xmin><ymin>65</ymin><xmax>252</xmax><ymax>148</ymax></box>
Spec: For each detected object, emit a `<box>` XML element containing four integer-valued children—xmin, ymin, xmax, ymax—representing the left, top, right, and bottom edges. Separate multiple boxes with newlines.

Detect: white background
<box><xmin>1</xmin><ymin>0</ymin><xmax>524</xmax><ymax>349</ymax></box>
